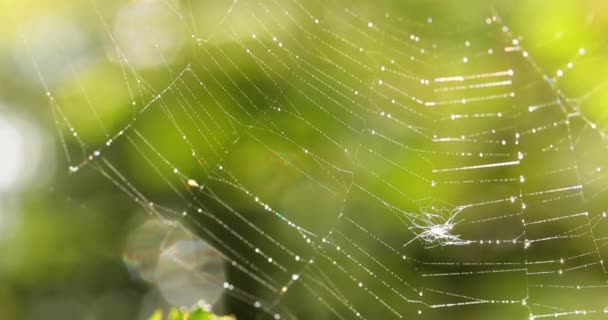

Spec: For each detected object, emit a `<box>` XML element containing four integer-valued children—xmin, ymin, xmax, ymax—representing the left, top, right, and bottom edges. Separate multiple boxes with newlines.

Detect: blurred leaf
<box><xmin>168</xmin><ymin>308</ymin><xmax>184</xmax><ymax>320</ymax></box>
<box><xmin>186</xmin><ymin>308</ymin><xmax>210</xmax><ymax>320</ymax></box>
<box><xmin>148</xmin><ymin>307</ymin><xmax>235</xmax><ymax>320</ymax></box>
<box><xmin>149</xmin><ymin>310</ymin><xmax>163</xmax><ymax>320</ymax></box>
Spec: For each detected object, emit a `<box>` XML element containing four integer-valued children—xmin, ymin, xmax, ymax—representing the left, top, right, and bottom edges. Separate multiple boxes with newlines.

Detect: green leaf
<box><xmin>168</xmin><ymin>308</ymin><xmax>184</xmax><ymax>320</ymax></box>
<box><xmin>148</xmin><ymin>310</ymin><xmax>163</xmax><ymax>320</ymax></box>
<box><xmin>147</xmin><ymin>306</ymin><xmax>234</xmax><ymax>320</ymax></box>
<box><xmin>187</xmin><ymin>308</ymin><xmax>210</xmax><ymax>320</ymax></box>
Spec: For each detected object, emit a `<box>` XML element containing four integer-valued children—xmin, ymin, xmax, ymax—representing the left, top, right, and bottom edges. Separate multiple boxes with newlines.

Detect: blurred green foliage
<box><xmin>148</xmin><ymin>306</ymin><xmax>235</xmax><ymax>320</ymax></box>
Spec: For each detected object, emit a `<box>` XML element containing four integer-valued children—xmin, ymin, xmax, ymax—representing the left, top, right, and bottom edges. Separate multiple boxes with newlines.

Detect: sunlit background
<box><xmin>2</xmin><ymin>0</ymin><xmax>608</xmax><ymax>319</ymax></box>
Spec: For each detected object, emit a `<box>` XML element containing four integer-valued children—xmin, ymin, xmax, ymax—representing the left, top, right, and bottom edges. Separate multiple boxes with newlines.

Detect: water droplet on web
<box><xmin>187</xmin><ymin>179</ymin><xmax>199</xmax><ymax>188</ymax></box>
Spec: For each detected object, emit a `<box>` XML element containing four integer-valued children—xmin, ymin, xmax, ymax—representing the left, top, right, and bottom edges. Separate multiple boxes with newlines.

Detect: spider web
<box><xmin>21</xmin><ymin>0</ymin><xmax>608</xmax><ymax>319</ymax></box>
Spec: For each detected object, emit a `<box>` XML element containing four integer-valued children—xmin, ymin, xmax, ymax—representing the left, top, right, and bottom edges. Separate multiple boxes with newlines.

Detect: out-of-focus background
<box><xmin>2</xmin><ymin>0</ymin><xmax>608</xmax><ymax>319</ymax></box>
